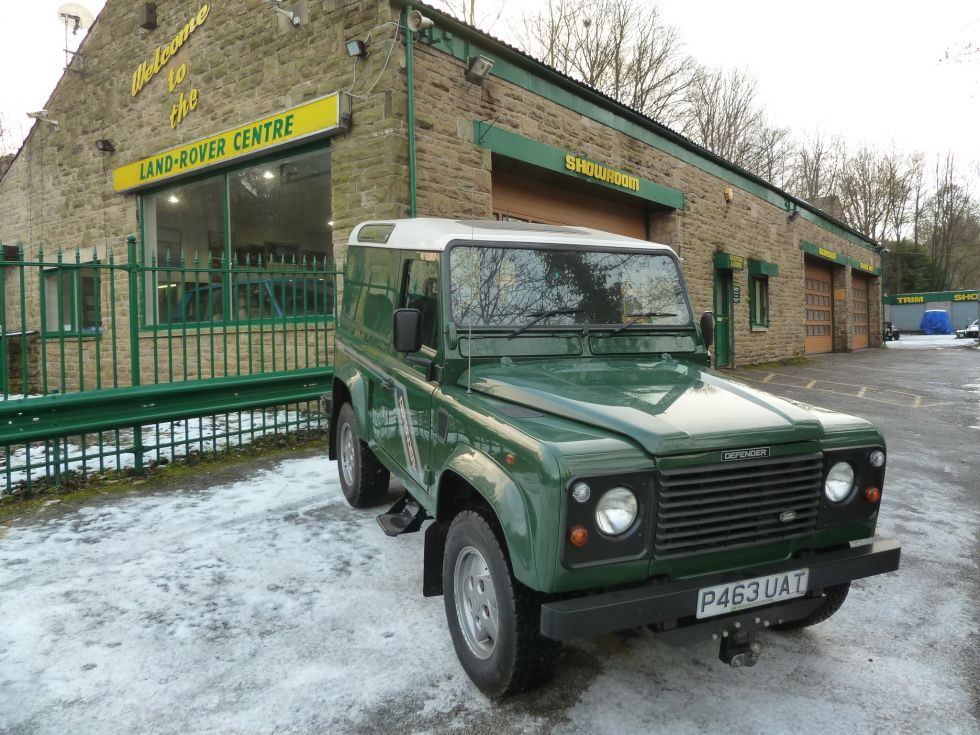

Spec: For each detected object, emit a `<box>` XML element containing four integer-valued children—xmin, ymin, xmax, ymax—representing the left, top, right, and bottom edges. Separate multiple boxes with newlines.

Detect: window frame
<box><xmin>137</xmin><ymin>141</ymin><xmax>334</xmax><ymax>331</ymax></box>
<box><xmin>41</xmin><ymin>263</ymin><xmax>102</xmax><ymax>338</ymax></box>
<box><xmin>400</xmin><ymin>255</ymin><xmax>440</xmax><ymax>354</ymax></box>
<box><xmin>749</xmin><ymin>275</ymin><xmax>770</xmax><ymax>330</ymax></box>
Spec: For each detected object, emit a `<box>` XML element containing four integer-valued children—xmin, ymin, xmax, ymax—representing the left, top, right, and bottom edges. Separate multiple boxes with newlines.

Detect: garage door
<box><xmin>805</xmin><ymin>259</ymin><xmax>833</xmax><ymax>354</ymax></box>
<box><xmin>851</xmin><ymin>272</ymin><xmax>869</xmax><ymax>349</ymax></box>
<box><xmin>492</xmin><ymin>170</ymin><xmax>647</xmax><ymax>239</ymax></box>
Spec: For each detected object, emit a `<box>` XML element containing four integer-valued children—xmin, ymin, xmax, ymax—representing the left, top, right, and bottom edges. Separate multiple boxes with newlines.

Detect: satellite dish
<box><xmin>57</xmin><ymin>2</ymin><xmax>95</xmax><ymax>35</ymax></box>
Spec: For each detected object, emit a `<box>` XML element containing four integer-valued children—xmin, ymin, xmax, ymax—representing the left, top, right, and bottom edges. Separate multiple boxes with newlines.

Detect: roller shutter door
<box><xmin>805</xmin><ymin>259</ymin><xmax>833</xmax><ymax>354</ymax></box>
<box><xmin>851</xmin><ymin>272</ymin><xmax>869</xmax><ymax>349</ymax></box>
<box><xmin>491</xmin><ymin>170</ymin><xmax>646</xmax><ymax>239</ymax></box>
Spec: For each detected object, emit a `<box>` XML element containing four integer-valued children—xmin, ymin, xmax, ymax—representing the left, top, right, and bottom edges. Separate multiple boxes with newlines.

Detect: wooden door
<box><xmin>805</xmin><ymin>260</ymin><xmax>833</xmax><ymax>354</ymax></box>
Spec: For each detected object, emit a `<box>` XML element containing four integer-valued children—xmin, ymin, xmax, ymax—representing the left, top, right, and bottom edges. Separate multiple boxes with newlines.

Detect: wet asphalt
<box><xmin>0</xmin><ymin>336</ymin><xmax>977</xmax><ymax>734</ymax></box>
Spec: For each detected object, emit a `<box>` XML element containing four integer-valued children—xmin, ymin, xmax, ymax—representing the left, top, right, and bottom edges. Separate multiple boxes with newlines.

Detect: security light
<box><xmin>167</xmin><ymin>194</ymin><xmax>180</xmax><ymax>204</ymax></box>
<box><xmin>464</xmin><ymin>55</ymin><xmax>494</xmax><ymax>85</ymax></box>
<box><xmin>346</xmin><ymin>39</ymin><xmax>367</xmax><ymax>57</ymax></box>
<box><xmin>262</xmin><ymin>170</ymin><xmax>275</xmax><ymax>179</ymax></box>
<box><xmin>94</xmin><ymin>139</ymin><xmax>115</xmax><ymax>152</ymax></box>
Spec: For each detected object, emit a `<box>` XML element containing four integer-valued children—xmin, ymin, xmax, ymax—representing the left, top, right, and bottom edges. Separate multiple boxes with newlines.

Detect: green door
<box><xmin>714</xmin><ymin>268</ymin><xmax>734</xmax><ymax>367</ymax></box>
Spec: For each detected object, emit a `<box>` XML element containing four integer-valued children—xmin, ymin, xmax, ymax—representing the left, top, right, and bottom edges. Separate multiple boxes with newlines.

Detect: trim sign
<box><xmin>722</xmin><ymin>447</ymin><xmax>771</xmax><ymax>462</ymax></box>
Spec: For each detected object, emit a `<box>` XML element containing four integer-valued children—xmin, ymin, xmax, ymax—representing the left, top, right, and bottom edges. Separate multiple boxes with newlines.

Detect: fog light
<box><xmin>869</xmin><ymin>450</ymin><xmax>885</xmax><ymax>468</ymax></box>
<box><xmin>569</xmin><ymin>526</ymin><xmax>588</xmax><ymax>547</ymax></box>
<box><xmin>864</xmin><ymin>486</ymin><xmax>881</xmax><ymax>504</ymax></box>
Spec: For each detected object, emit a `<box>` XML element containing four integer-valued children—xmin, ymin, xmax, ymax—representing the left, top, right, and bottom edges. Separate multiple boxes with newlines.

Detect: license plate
<box><xmin>696</xmin><ymin>569</ymin><xmax>809</xmax><ymax>619</ymax></box>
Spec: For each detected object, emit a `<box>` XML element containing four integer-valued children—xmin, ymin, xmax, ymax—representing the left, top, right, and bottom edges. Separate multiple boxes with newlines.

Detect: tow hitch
<box><xmin>718</xmin><ymin>627</ymin><xmax>762</xmax><ymax>668</ymax></box>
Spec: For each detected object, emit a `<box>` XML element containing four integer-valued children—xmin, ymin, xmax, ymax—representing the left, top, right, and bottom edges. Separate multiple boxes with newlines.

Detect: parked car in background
<box><xmin>955</xmin><ymin>319</ymin><xmax>979</xmax><ymax>339</ymax></box>
<box><xmin>884</xmin><ymin>322</ymin><xmax>900</xmax><ymax>341</ymax></box>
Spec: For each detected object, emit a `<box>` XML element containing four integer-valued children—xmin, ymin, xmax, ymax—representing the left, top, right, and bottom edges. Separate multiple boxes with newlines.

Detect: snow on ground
<box><xmin>884</xmin><ymin>334</ymin><xmax>975</xmax><ymax>349</ymax></box>
<box><xmin>0</xmin><ymin>452</ymin><xmax>976</xmax><ymax>734</ymax></box>
<box><xmin>1</xmin><ymin>408</ymin><xmax>324</xmax><ymax>490</ymax></box>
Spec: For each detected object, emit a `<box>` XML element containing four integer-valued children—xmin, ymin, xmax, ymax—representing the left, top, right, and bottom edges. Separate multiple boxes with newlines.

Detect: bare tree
<box><xmin>924</xmin><ymin>154</ymin><xmax>978</xmax><ymax>290</ymax></box>
<box><xmin>679</xmin><ymin>66</ymin><xmax>765</xmax><ymax>169</ymax></box>
<box><xmin>836</xmin><ymin>146</ymin><xmax>891</xmax><ymax>242</ymax></box>
<box><xmin>521</xmin><ymin>0</ymin><xmax>697</xmax><ymax>127</ymax></box>
<box><xmin>881</xmin><ymin>149</ymin><xmax>924</xmax><ymax>287</ymax></box>
<box><xmin>430</xmin><ymin>0</ymin><xmax>503</xmax><ymax>31</ymax></box>
<box><xmin>792</xmin><ymin>132</ymin><xmax>845</xmax><ymax>203</ymax></box>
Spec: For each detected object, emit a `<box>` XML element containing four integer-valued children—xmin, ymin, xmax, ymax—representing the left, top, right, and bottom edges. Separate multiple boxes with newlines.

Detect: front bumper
<box><xmin>540</xmin><ymin>538</ymin><xmax>900</xmax><ymax>641</ymax></box>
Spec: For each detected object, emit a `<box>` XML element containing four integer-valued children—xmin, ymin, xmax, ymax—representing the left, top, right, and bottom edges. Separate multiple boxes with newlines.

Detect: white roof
<box><xmin>348</xmin><ymin>218</ymin><xmax>674</xmax><ymax>254</ymax></box>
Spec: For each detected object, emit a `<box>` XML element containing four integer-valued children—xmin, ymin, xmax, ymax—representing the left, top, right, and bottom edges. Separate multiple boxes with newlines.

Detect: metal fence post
<box><xmin>127</xmin><ymin>235</ymin><xmax>144</xmax><ymax>474</ymax></box>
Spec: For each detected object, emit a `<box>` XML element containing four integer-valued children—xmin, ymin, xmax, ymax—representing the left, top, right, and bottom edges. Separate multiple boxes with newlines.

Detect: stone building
<box><xmin>0</xmin><ymin>0</ymin><xmax>883</xmax><ymax>385</ymax></box>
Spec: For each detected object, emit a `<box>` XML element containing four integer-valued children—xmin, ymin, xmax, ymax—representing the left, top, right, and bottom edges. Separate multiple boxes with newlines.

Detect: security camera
<box><xmin>27</xmin><ymin>110</ymin><xmax>49</xmax><ymax>118</ymax></box>
<box><xmin>407</xmin><ymin>10</ymin><xmax>434</xmax><ymax>32</ymax></box>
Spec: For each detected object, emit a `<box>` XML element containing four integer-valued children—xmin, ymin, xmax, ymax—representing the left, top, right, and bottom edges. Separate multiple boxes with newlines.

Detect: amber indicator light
<box><xmin>864</xmin><ymin>487</ymin><xmax>881</xmax><ymax>504</ymax></box>
<box><xmin>569</xmin><ymin>526</ymin><xmax>588</xmax><ymax>547</ymax></box>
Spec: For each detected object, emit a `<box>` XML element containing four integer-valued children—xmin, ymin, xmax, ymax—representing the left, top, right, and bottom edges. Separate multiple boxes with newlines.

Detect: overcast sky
<box><xmin>2</xmin><ymin>0</ymin><xmax>978</xmax><ymax>186</ymax></box>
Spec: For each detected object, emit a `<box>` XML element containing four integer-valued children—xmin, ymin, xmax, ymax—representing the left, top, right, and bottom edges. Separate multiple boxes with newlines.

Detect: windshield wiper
<box><xmin>608</xmin><ymin>311</ymin><xmax>678</xmax><ymax>336</ymax></box>
<box><xmin>508</xmin><ymin>307</ymin><xmax>586</xmax><ymax>339</ymax></box>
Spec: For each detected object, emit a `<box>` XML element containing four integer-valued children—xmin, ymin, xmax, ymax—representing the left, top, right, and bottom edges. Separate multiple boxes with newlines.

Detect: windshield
<box><xmin>449</xmin><ymin>245</ymin><xmax>692</xmax><ymax>328</ymax></box>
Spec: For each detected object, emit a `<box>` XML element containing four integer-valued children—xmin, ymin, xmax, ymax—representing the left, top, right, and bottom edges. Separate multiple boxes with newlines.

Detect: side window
<box><xmin>402</xmin><ymin>257</ymin><xmax>439</xmax><ymax>350</ymax></box>
<box><xmin>750</xmin><ymin>276</ymin><xmax>770</xmax><ymax>328</ymax></box>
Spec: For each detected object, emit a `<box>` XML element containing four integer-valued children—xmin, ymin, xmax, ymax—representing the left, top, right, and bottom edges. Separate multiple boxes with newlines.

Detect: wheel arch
<box><xmin>423</xmin><ymin>448</ymin><xmax>539</xmax><ymax>596</ymax></box>
<box><xmin>329</xmin><ymin>374</ymin><xmax>369</xmax><ymax>459</ymax></box>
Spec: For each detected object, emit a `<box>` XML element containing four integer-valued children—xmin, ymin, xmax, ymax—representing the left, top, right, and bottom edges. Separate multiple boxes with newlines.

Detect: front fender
<box><xmin>334</xmin><ymin>359</ymin><xmax>371</xmax><ymax>442</ymax></box>
<box><xmin>440</xmin><ymin>445</ymin><xmax>540</xmax><ymax>590</ymax></box>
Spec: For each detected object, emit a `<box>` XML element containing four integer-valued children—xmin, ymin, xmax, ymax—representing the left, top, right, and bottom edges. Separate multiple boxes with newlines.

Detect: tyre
<box><xmin>443</xmin><ymin>510</ymin><xmax>560</xmax><ymax>697</ymax></box>
<box><xmin>772</xmin><ymin>582</ymin><xmax>850</xmax><ymax>630</ymax></box>
<box><xmin>336</xmin><ymin>402</ymin><xmax>390</xmax><ymax>508</ymax></box>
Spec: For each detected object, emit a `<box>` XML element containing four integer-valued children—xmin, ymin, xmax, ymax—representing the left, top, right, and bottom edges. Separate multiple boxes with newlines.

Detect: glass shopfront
<box><xmin>140</xmin><ymin>146</ymin><xmax>332</xmax><ymax>325</ymax></box>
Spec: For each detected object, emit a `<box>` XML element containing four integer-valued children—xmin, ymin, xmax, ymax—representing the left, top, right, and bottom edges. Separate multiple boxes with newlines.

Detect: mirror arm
<box><xmin>407</xmin><ymin>354</ymin><xmax>436</xmax><ymax>381</ymax></box>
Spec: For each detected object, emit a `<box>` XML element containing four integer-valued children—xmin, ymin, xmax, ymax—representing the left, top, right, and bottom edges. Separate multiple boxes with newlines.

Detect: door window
<box><xmin>402</xmin><ymin>258</ymin><xmax>439</xmax><ymax>350</ymax></box>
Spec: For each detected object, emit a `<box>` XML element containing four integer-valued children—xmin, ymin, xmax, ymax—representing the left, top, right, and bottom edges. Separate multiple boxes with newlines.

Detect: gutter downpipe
<box><xmin>404</xmin><ymin>2</ymin><xmax>418</xmax><ymax>217</ymax></box>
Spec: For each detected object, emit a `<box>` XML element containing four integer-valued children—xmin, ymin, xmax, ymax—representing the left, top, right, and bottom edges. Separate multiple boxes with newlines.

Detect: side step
<box><xmin>376</xmin><ymin>495</ymin><xmax>428</xmax><ymax>537</ymax></box>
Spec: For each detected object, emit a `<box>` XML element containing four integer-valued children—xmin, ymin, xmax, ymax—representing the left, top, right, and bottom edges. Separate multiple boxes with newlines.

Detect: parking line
<box><xmin>805</xmin><ymin>380</ymin><xmax>817</xmax><ymax>389</ymax></box>
<box><xmin>857</xmin><ymin>387</ymin><xmax>867</xmax><ymax>398</ymax></box>
<box><xmin>762</xmin><ymin>373</ymin><xmax>775</xmax><ymax>383</ymax></box>
<box><xmin>734</xmin><ymin>373</ymin><xmax>944</xmax><ymax>408</ymax></box>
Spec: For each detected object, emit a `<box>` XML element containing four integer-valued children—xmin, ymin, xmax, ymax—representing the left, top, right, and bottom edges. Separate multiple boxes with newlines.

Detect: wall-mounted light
<box><xmin>787</xmin><ymin>210</ymin><xmax>800</xmax><ymax>222</ymax></box>
<box><xmin>464</xmin><ymin>55</ymin><xmax>494</xmax><ymax>85</ymax></box>
<box><xmin>262</xmin><ymin>170</ymin><xmax>275</xmax><ymax>179</ymax></box>
<box><xmin>345</xmin><ymin>39</ymin><xmax>367</xmax><ymax>57</ymax></box>
<box><xmin>95</xmin><ymin>139</ymin><xmax>115</xmax><ymax>153</ymax></box>
<box><xmin>723</xmin><ymin>186</ymin><xmax>734</xmax><ymax>204</ymax></box>
<box><xmin>167</xmin><ymin>194</ymin><xmax>180</xmax><ymax>204</ymax></box>
<box><xmin>267</xmin><ymin>0</ymin><xmax>301</xmax><ymax>27</ymax></box>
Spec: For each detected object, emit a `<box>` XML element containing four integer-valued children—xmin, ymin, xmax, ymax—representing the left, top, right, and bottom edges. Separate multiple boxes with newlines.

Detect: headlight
<box><xmin>824</xmin><ymin>461</ymin><xmax>855</xmax><ymax>502</ymax></box>
<box><xmin>595</xmin><ymin>487</ymin><xmax>638</xmax><ymax>535</ymax></box>
<box><xmin>869</xmin><ymin>449</ymin><xmax>885</xmax><ymax>468</ymax></box>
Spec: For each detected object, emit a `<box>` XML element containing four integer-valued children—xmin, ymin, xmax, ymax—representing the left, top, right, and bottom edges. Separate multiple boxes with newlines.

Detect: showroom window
<box><xmin>140</xmin><ymin>147</ymin><xmax>333</xmax><ymax>325</ymax></box>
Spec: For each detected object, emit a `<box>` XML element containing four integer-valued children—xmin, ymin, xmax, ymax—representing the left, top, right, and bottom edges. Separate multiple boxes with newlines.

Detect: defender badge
<box><xmin>721</xmin><ymin>447</ymin><xmax>770</xmax><ymax>462</ymax></box>
<box><xmin>779</xmin><ymin>511</ymin><xmax>798</xmax><ymax>523</ymax></box>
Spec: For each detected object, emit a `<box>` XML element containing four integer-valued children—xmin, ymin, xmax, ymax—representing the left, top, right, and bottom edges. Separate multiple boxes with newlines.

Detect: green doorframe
<box><xmin>713</xmin><ymin>268</ymin><xmax>734</xmax><ymax>368</ymax></box>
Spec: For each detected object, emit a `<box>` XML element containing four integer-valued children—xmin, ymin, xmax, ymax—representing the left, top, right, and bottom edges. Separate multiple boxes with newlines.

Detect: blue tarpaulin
<box><xmin>920</xmin><ymin>310</ymin><xmax>954</xmax><ymax>335</ymax></box>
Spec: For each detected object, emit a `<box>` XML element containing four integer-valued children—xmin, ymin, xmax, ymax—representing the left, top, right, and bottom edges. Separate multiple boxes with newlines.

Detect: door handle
<box><xmin>380</xmin><ymin>377</ymin><xmax>394</xmax><ymax>392</ymax></box>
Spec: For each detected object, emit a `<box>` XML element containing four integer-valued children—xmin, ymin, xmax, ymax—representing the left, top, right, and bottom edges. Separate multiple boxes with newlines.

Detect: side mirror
<box><xmin>393</xmin><ymin>308</ymin><xmax>422</xmax><ymax>353</ymax></box>
<box><xmin>700</xmin><ymin>311</ymin><xmax>714</xmax><ymax>348</ymax></box>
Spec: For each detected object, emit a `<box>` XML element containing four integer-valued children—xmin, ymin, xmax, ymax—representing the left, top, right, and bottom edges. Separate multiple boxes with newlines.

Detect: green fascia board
<box><xmin>713</xmin><ymin>252</ymin><xmax>745</xmax><ymax>271</ymax></box>
<box><xmin>882</xmin><ymin>290</ymin><xmax>979</xmax><ymax>305</ymax></box>
<box><xmin>473</xmin><ymin>122</ymin><xmax>684</xmax><ymax>210</ymax></box>
<box><xmin>800</xmin><ymin>240</ymin><xmax>846</xmax><ymax>264</ymax></box>
<box><xmin>403</xmin><ymin>3</ymin><xmax>879</xmax><ymax>253</ymax></box>
<box><xmin>849</xmin><ymin>256</ymin><xmax>881</xmax><ymax>277</ymax></box>
<box><xmin>748</xmin><ymin>259</ymin><xmax>779</xmax><ymax>277</ymax></box>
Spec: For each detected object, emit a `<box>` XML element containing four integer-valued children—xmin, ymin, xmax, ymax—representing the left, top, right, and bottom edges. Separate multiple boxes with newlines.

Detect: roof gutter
<box><xmin>392</xmin><ymin>0</ymin><xmax>878</xmax><ymax>250</ymax></box>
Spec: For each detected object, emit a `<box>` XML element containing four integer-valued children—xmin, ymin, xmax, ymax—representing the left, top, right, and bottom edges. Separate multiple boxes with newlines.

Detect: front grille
<box><xmin>654</xmin><ymin>453</ymin><xmax>823</xmax><ymax>558</ymax></box>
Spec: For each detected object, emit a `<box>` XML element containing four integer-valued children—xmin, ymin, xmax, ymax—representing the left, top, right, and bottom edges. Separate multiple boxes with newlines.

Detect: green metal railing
<box><xmin>0</xmin><ymin>236</ymin><xmax>338</xmax><ymax>495</ymax></box>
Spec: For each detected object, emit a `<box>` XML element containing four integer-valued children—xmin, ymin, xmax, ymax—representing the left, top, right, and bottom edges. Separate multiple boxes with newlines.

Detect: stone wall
<box><xmin>410</xmin><ymin>43</ymin><xmax>882</xmax><ymax>365</ymax></box>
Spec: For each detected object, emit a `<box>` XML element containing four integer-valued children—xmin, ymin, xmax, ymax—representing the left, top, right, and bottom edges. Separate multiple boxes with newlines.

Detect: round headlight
<box><xmin>595</xmin><ymin>487</ymin><xmax>638</xmax><ymax>535</ymax></box>
<box><xmin>824</xmin><ymin>461</ymin><xmax>855</xmax><ymax>502</ymax></box>
<box><xmin>869</xmin><ymin>449</ymin><xmax>885</xmax><ymax>468</ymax></box>
<box><xmin>571</xmin><ymin>482</ymin><xmax>591</xmax><ymax>503</ymax></box>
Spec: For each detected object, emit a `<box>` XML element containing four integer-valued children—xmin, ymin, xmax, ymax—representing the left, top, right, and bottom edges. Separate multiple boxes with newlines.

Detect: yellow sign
<box><xmin>818</xmin><ymin>247</ymin><xmax>839</xmax><ymax>261</ymax></box>
<box><xmin>953</xmin><ymin>292</ymin><xmax>978</xmax><ymax>302</ymax></box>
<box><xmin>113</xmin><ymin>94</ymin><xmax>346</xmax><ymax>193</ymax></box>
<box><xmin>132</xmin><ymin>3</ymin><xmax>210</xmax><ymax>97</ymax></box>
<box><xmin>896</xmin><ymin>296</ymin><xmax>925</xmax><ymax>304</ymax></box>
<box><xmin>564</xmin><ymin>155</ymin><xmax>640</xmax><ymax>192</ymax></box>
<box><xmin>728</xmin><ymin>255</ymin><xmax>745</xmax><ymax>270</ymax></box>
<box><xmin>858</xmin><ymin>262</ymin><xmax>876</xmax><ymax>272</ymax></box>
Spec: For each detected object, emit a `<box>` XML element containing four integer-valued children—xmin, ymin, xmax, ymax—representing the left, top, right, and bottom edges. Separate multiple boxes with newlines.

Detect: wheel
<box><xmin>443</xmin><ymin>510</ymin><xmax>560</xmax><ymax>698</ymax></box>
<box><xmin>336</xmin><ymin>402</ymin><xmax>390</xmax><ymax>508</ymax></box>
<box><xmin>772</xmin><ymin>582</ymin><xmax>850</xmax><ymax>630</ymax></box>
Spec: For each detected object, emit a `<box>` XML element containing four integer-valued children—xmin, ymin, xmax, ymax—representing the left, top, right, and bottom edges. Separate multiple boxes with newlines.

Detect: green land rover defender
<box><xmin>327</xmin><ymin>218</ymin><xmax>901</xmax><ymax>697</ymax></box>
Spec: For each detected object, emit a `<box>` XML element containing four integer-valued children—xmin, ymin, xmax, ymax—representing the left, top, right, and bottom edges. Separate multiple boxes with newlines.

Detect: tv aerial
<box><xmin>57</xmin><ymin>3</ymin><xmax>95</xmax><ymax>72</ymax></box>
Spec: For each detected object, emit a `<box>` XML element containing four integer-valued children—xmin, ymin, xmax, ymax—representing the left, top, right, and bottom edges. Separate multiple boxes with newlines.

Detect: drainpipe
<box><xmin>403</xmin><ymin>2</ymin><xmax>418</xmax><ymax>218</ymax></box>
